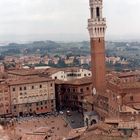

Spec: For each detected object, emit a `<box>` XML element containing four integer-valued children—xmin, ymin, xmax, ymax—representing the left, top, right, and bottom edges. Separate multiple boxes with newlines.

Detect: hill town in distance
<box><xmin>0</xmin><ymin>41</ymin><xmax>140</xmax><ymax>71</ymax></box>
<box><xmin>0</xmin><ymin>0</ymin><xmax>140</xmax><ymax>140</ymax></box>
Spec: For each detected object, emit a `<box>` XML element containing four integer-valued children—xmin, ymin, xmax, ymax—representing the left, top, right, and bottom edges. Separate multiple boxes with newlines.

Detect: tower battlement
<box><xmin>88</xmin><ymin>0</ymin><xmax>106</xmax><ymax>38</ymax></box>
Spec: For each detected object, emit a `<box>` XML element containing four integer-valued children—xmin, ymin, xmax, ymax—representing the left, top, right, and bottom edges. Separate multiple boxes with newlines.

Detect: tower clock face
<box><xmin>93</xmin><ymin>87</ymin><xmax>97</xmax><ymax>95</ymax></box>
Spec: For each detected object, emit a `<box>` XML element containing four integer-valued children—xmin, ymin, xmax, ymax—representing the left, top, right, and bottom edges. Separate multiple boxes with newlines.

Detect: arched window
<box><xmin>96</xmin><ymin>7</ymin><xmax>100</xmax><ymax>17</ymax></box>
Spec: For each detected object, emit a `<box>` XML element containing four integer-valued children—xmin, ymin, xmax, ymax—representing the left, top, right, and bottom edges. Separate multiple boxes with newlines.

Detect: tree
<box><xmin>57</xmin><ymin>58</ymin><xmax>67</xmax><ymax>68</ymax></box>
<box><xmin>73</xmin><ymin>57</ymin><xmax>80</xmax><ymax>66</ymax></box>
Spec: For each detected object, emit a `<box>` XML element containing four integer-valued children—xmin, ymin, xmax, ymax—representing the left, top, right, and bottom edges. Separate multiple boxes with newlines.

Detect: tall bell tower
<box><xmin>88</xmin><ymin>0</ymin><xmax>107</xmax><ymax>93</ymax></box>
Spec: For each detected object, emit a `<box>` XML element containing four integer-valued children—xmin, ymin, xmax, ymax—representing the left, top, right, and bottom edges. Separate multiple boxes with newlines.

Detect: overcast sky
<box><xmin>0</xmin><ymin>0</ymin><xmax>140</xmax><ymax>42</ymax></box>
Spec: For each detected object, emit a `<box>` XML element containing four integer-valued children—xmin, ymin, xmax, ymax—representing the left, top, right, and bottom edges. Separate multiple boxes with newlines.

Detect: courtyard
<box><xmin>4</xmin><ymin>115</ymin><xmax>71</xmax><ymax>140</ymax></box>
<box><xmin>1</xmin><ymin>111</ymin><xmax>85</xmax><ymax>140</ymax></box>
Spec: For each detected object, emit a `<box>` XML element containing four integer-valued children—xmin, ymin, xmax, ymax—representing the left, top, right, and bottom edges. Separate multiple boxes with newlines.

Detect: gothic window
<box><xmin>96</xmin><ymin>7</ymin><xmax>100</xmax><ymax>17</ymax></box>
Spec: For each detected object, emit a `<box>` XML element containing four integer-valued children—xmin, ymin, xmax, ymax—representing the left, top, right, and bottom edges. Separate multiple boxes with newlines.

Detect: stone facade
<box><xmin>7</xmin><ymin>77</ymin><xmax>55</xmax><ymax>117</ymax></box>
<box><xmin>42</xmin><ymin>67</ymin><xmax>92</xmax><ymax>81</ymax></box>
<box><xmin>55</xmin><ymin>77</ymin><xmax>93</xmax><ymax>113</ymax></box>
<box><xmin>0</xmin><ymin>83</ymin><xmax>11</xmax><ymax>116</ymax></box>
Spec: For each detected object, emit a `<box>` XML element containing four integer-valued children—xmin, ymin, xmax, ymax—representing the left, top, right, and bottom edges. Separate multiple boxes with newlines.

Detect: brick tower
<box><xmin>88</xmin><ymin>0</ymin><xmax>107</xmax><ymax>93</ymax></box>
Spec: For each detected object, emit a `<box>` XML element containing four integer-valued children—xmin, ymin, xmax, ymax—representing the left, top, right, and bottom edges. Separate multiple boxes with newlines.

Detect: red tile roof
<box><xmin>7</xmin><ymin>77</ymin><xmax>54</xmax><ymax>86</ymax></box>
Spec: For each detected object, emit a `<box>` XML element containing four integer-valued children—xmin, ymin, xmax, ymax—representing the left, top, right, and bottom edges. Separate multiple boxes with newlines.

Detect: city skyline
<box><xmin>0</xmin><ymin>0</ymin><xmax>140</xmax><ymax>42</ymax></box>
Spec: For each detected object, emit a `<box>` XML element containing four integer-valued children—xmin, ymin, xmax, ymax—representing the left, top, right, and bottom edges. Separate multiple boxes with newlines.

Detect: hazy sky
<box><xmin>0</xmin><ymin>0</ymin><xmax>140</xmax><ymax>42</ymax></box>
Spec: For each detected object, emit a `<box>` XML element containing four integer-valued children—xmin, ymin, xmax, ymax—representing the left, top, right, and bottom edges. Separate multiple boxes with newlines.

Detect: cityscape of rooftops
<box><xmin>0</xmin><ymin>0</ymin><xmax>139</xmax><ymax>140</ymax></box>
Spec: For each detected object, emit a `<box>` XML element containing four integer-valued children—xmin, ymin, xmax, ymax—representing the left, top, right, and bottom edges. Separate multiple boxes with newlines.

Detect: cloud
<box><xmin>0</xmin><ymin>0</ymin><xmax>140</xmax><ymax>41</ymax></box>
<box><xmin>104</xmin><ymin>0</ymin><xmax>140</xmax><ymax>38</ymax></box>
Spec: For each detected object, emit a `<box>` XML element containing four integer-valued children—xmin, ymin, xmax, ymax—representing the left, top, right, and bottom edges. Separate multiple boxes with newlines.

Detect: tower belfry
<box><xmin>88</xmin><ymin>0</ymin><xmax>107</xmax><ymax>93</ymax></box>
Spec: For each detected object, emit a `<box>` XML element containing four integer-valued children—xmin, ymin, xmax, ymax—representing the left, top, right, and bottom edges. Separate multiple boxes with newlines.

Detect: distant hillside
<box><xmin>0</xmin><ymin>40</ymin><xmax>90</xmax><ymax>56</ymax></box>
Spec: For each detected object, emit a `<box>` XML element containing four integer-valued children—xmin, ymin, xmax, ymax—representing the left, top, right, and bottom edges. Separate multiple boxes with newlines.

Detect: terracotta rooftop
<box><xmin>7</xmin><ymin>77</ymin><xmax>54</xmax><ymax>86</ymax></box>
<box><xmin>116</xmin><ymin>71</ymin><xmax>140</xmax><ymax>78</ymax></box>
<box><xmin>107</xmin><ymin>72</ymin><xmax>140</xmax><ymax>89</ymax></box>
<box><xmin>105</xmin><ymin>118</ymin><xmax>122</xmax><ymax>124</ymax></box>
<box><xmin>86</xmin><ymin>123</ymin><xmax>112</xmax><ymax>133</ymax></box>
<box><xmin>120</xmin><ymin>82</ymin><xmax>140</xmax><ymax>89</ymax></box>
<box><xmin>65</xmin><ymin>127</ymin><xmax>86</xmax><ymax>140</ymax></box>
<box><xmin>120</xmin><ymin>105</ymin><xmax>139</xmax><ymax>114</ymax></box>
<box><xmin>8</xmin><ymin>69</ymin><xmax>45</xmax><ymax>76</ymax></box>
<box><xmin>78</xmin><ymin>123</ymin><xmax>126</xmax><ymax>140</ymax></box>
<box><xmin>22</xmin><ymin>134</ymin><xmax>47</xmax><ymax>140</ymax></box>
<box><xmin>65</xmin><ymin>77</ymin><xmax>92</xmax><ymax>85</ymax></box>
<box><xmin>42</xmin><ymin>68</ymin><xmax>61</xmax><ymax>75</ymax></box>
<box><xmin>84</xmin><ymin>95</ymin><xmax>94</xmax><ymax>104</ymax></box>
<box><xmin>56</xmin><ymin>77</ymin><xmax>92</xmax><ymax>86</ymax></box>
<box><xmin>42</xmin><ymin>67</ymin><xmax>89</xmax><ymax>75</ymax></box>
